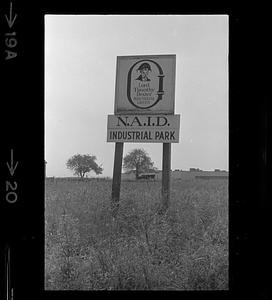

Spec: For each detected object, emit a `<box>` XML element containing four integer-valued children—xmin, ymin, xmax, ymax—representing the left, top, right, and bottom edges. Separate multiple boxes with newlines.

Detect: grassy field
<box><xmin>45</xmin><ymin>178</ymin><xmax>228</xmax><ymax>290</ymax></box>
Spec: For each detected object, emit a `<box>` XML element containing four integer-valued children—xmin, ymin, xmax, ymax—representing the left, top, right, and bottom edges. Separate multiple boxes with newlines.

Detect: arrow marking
<box><xmin>7</xmin><ymin>149</ymin><xmax>18</xmax><ymax>176</ymax></box>
<box><xmin>5</xmin><ymin>2</ymin><xmax>17</xmax><ymax>28</ymax></box>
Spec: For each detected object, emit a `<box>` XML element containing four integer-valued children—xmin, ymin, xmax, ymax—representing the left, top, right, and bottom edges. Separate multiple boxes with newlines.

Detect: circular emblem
<box><xmin>127</xmin><ymin>59</ymin><xmax>165</xmax><ymax>109</ymax></box>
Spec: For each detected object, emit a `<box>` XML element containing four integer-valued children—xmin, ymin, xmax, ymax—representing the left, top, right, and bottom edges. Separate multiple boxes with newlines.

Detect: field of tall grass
<box><xmin>45</xmin><ymin>178</ymin><xmax>228</xmax><ymax>290</ymax></box>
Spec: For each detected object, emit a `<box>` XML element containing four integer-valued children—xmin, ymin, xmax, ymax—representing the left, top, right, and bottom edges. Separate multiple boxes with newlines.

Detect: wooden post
<box><xmin>161</xmin><ymin>143</ymin><xmax>171</xmax><ymax>211</ymax></box>
<box><xmin>111</xmin><ymin>142</ymin><xmax>124</xmax><ymax>212</ymax></box>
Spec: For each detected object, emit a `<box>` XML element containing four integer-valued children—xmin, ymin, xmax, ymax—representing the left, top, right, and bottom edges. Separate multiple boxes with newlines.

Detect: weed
<box><xmin>45</xmin><ymin>178</ymin><xmax>228</xmax><ymax>290</ymax></box>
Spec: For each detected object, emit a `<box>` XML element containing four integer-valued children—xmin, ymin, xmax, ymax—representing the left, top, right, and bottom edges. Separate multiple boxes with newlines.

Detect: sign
<box><xmin>109</xmin><ymin>54</ymin><xmax>178</xmax><ymax>210</ymax></box>
<box><xmin>114</xmin><ymin>54</ymin><xmax>176</xmax><ymax>115</ymax></box>
<box><xmin>107</xmin><ymin>114</ymin><xmax>180</xmax><ymax>143</ymax></box>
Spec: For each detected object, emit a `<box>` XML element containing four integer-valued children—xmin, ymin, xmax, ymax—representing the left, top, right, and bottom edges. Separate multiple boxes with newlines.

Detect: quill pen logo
<box><xmin>127</xmin><ymin>59</ymin><xmax>165</xmax><ymax>109</ymax></box>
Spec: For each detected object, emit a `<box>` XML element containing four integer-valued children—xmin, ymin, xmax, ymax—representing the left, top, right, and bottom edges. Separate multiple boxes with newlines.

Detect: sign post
<box><xmin>108</xmin><ymin>54</ymin><xmax>178</xmax><ymax>212</ymax></box>
<box><xmin>161</xmin><ymin>143</ymin><xmax>171</xmax><ymax>211</ymax></box>
<box><xmin>111</xmin><ymin>142</ymin><xmax>124</xmax><ymax>212</ymax></box>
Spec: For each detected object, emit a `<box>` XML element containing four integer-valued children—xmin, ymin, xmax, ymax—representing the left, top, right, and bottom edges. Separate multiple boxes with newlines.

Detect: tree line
<box><xmin>65</xmin><ymin>149</ymin><xmax>155</xmax><ymax>180</ymax></box>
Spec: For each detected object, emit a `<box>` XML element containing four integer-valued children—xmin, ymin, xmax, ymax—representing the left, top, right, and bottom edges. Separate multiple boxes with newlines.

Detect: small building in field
<box><xmin>189</xmin><ymin>168</ymin><xmax>202</xmax><ymax>172</ymax></box>
<box><xmin>138</xmin><ymin>172</ymin><xmax>156</xmax><ymax>180</ymax></box>
<box><xmin>122</xmin><ymin>169</ymin><xmax>159</xmax><ymax>180</ymax></box>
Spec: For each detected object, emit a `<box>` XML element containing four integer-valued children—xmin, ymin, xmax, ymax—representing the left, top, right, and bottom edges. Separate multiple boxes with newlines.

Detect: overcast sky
<box><xmin>45</xmin><ymin>15</ymin><xmax>228</xmax><ymax>177</ymax></box>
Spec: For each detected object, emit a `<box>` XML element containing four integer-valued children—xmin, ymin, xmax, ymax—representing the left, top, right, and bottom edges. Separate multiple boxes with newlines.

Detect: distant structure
<box><xmin>138</xmin><ymin>173</ymin><xmax>156</xmax><ymax>180</ymax></box>
<box><xmin>189</xmin><ymin>168</ymin><xmax>202</xmax><ymax>172</ymax></box>
<box><xmin>122</xmin><ymin>169</ymin><xmax>159</xmax><ymax>180</ymax></box>
<box><xmin>122</xmin><ymin>168</ymin><xmax>228</xmax><ymax>181</ymax></box>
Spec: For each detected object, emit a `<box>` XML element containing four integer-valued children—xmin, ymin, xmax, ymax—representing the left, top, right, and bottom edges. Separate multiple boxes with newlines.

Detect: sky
<box><xmin>45</xmin><ymin>15</ymin><xmax>228</xmax><ymax>178</ymax></box>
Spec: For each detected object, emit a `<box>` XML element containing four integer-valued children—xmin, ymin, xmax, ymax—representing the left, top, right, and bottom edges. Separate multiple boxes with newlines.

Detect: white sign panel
<box><xmin>107</xmin><ymin>114</ymin><xmax>180</xmax><ymax>143</ymax></box>
<box><xmin>114</xmin><ymin>55</ymin><xmax>176</xmax><ymax>115</ymax></box>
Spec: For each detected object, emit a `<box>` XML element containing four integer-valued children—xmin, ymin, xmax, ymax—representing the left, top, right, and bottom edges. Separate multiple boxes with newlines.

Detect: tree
<box><xmin>123</xmin><ymin>148</ymin><xmax>155</xmax><ymax>180</ymax></box>
<box><xmin>66</xmin><ymin>154</ymin><xmax>103</xmax><ymax>178</ymax></box>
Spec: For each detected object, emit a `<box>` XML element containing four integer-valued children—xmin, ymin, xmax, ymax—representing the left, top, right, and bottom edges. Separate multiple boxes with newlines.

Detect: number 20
<box><xmin>6</xmin><ymin>181</ymin><xmax>18</xmax><ymax>203</ymax></box>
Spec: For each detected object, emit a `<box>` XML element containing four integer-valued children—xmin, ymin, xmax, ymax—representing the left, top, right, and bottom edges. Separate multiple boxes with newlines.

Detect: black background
<box><xmin>0</xmin><ymin>2</ymin><xmax>268</xmax><ymax>300</ymax></box>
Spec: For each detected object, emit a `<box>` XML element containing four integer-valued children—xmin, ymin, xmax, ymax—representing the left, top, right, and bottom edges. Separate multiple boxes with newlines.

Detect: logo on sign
<box><xmin>127</xmin><ymin>59</ymin><xmax>165</xmax><ymax>109</ymax></box>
